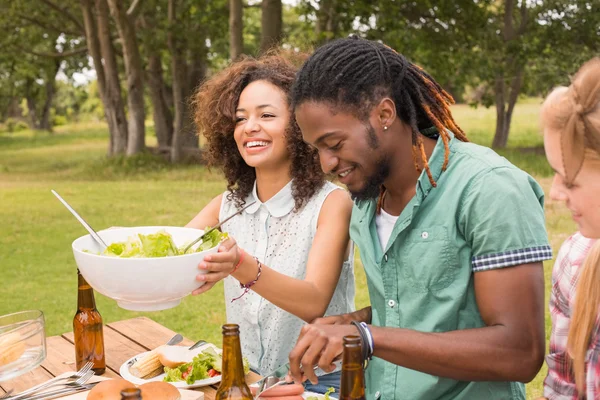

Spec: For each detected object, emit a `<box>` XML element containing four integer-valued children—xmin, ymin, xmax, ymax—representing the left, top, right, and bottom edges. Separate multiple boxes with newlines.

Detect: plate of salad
<box><xmin>119</xmin><ymin>343</ymin><xmax>249</xmax><ymax>389</ymax></box>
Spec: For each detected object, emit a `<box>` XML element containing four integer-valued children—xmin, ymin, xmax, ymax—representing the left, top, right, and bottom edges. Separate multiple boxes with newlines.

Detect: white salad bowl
<box><xmin>72</xmin><ymin>226</ymin><xmax>219</xmax><ymax>311</ymax></box>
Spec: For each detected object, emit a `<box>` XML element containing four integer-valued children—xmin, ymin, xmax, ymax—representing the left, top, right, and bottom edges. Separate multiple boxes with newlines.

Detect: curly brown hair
<box><xmin>193</xmin><ymin>53</ymin><xmax>324</xmax><ymax>210</ymax></box>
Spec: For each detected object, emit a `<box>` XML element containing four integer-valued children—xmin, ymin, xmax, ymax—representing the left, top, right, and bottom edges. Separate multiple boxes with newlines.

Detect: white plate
<box><xmin>119</xmin><ymin>344</ymin><xmax>222</xmax><ymax>389</ymax></box>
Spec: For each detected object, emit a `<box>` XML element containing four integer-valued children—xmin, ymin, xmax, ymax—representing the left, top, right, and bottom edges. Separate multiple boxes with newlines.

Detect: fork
<box><xmin>7</xmin><ymin>362</ymin><xmax>94</xmax><ymax>400</ymax></box>
<box><xmin>9</xmin><ymin>372</ymin><xmax>95</xmax><ymax>400</ymax></box>
<box><xmin>188</xmin><ymin>339</ymin><xmax>207</xmax><ymax>350</ymax></box>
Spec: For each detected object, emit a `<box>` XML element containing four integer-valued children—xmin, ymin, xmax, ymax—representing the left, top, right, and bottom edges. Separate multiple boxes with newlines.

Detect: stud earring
<box><xmin>383</xmin><ymin>126</ymin><xmax>388</xmax><ymax>131</ymax></box>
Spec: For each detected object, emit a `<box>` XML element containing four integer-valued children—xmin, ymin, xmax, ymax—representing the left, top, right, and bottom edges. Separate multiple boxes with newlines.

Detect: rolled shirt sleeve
<box><xmin>458</xmin><ymin>166</ymin><xmax>552</xmax><ymax>272</ymax></box>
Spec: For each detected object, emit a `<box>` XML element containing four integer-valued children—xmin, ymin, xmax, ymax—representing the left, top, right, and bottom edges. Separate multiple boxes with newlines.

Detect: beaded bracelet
<box><xmin>231</xmin><ymin>257</ymin><xmax>262</xmax><ymax>302</ymax></box>
<box><xmin>232</xmin><ymin>249</ymin><xmax>245</xmax><ymax>274</ymax></box>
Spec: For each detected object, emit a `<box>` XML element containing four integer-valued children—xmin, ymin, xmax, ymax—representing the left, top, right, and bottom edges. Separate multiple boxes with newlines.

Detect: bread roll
<box><xmin>87</xmin><ymin>379</ymin><xmax>136</xmax><ymax>400</ymax></box>
<box><xmin>139</xmin><ymin>381</ymin><xmax>181</xmax><ymax>400</ymax></box>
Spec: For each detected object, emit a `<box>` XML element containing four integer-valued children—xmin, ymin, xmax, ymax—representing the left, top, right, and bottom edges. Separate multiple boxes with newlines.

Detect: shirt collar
<box><xmin>354</xmin><ymin>127</ymin><xmax>454</xmax><ymax>218</ymax></box>
<box><xmin>245</xmin><ymin>180</ymin><xmax>295</xmax><ymax>218</ymax></box>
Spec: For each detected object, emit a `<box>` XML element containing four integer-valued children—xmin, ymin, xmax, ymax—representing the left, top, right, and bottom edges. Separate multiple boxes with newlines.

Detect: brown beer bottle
<box><xmin>215</xmin><ymin>324</ymin><xmax>253</xmax><ymax>400</ymax></box>
<box><xmin>339</xmin><ymin>336</ymin><xmax>366</xmax><ymax>400</ymax></box>
<box><xmin>73</xmin><ymin>269</ymin><xmax>106</xmax><ymax>375</ymax></box>
<box><xmin>120</xmin><ymin>388</ymin><xmax>142</xmax><ymax>399</ymax></box>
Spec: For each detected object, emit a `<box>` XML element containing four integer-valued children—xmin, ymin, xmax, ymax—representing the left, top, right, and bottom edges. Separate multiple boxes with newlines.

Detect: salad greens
<box><xmin>101</xmin><ymin>228</ymin><xmax>227</xmax><ymax>258</ymax></box>
<box><xmin>306</xmin><ymin>387</ymin><xmax>336</xmax><ymax>400</ymax></box>
<box><xmin>164</xmin><ymin>352</ymin><xmax>217</xmax><ymax>385</ymax></box>
<box><xmin>163</xmin><ymin>348</ymin><xmax>250</xmax><ymax>385</ymax></box>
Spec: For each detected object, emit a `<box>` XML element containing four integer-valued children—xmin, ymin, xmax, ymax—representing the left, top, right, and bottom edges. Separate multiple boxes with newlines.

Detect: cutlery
<box><xmin>6</xmin><ymin>361</ymin><xmax>94</xmax><ymax>400</ymax></box>
<box><xmin>8</xmin><ymin>370</ymin><xmax>94</xmax><ymax>400</ymax></box>
<box><xmin>51</xmin><ymin>190</ymin><xmax>108</xmax><ymax>250</ymax></box>
<box><xmin>12</xmin><ymin>381</ymin><xmax>100</xmax><ymax>400</ymax></box>
<box><xmin>188</xmin><ymin>339</ymin><xmax>207</xmax><ymax>350</ymax></box>
<box><xmin>182</xmin><ymin>201</ymin><xmax>256</xmax><ymax>254</ymax></box>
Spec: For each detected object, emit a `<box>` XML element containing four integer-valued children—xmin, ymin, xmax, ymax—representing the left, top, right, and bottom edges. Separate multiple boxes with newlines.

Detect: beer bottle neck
<box><xmin>340</xmin><ymin>345</ymin><xmax>366</xmax><ymax>400</ymax></box>
<box><xmin>220</xmin><ymin>333</ymin><xmax>246</xmax><ymax>386</ymax></box>
<box><xmin>77</xmin><ymin>271</ymin><xmax>97</xmax><ymax>310</ymax></box>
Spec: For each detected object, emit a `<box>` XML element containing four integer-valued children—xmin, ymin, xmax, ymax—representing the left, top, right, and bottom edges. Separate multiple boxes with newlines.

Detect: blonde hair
<box><xmin>541</xmin><ymin>58</ymin><xmax>600</xmax><ymax>184</ymax></box>
<box><xmin>541</xmin><ymin>58</ymin><xmax>600</xmax><ymax>394</ymax></box>
<box><xmin>568</xmin><ymin>241</ymin><xmax>600</xmax><ymax>394</ymax></box>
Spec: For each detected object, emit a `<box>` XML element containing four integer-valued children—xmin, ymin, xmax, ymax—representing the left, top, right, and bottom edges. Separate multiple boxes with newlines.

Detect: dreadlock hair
<box><xmin>291</xmin><ymin>36</ymin><xmax>468</xmax><ymax>196</ymax></box>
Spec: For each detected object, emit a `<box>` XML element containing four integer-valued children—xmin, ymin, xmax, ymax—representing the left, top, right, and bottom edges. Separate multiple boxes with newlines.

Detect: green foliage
<box><xmin>4</xmin><ymin>118</ymin><xmax>29</xmax><ymax>133</ymax></box>
<box><xmin>52</xmin><ymin>115</ymin><xmax>68</xmax><ymax>126</ymax></box>
<box><xmin>79</xmin><ymin>81</ymin><xmax>105</xmax><ymax>121</ymax></box>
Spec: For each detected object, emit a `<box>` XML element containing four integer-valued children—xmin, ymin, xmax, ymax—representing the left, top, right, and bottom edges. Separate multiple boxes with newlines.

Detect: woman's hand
<box><xmin>192</xmin><ymin>237</ymin><xmax>241</xmax><ymax>295</ymax></box>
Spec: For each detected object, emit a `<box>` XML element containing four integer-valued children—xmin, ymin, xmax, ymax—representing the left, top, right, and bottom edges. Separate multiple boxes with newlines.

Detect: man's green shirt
<box><xmin>350</xmin><ymin>132</ymin><xmax>552</xmax><ymax>400</ymax></box>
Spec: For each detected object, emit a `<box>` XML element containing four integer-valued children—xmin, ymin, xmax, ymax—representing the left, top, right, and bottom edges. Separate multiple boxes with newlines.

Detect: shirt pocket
<box><xmin>400</xmin><ymin>226</ymin><xmax>458</xmax><ymax>292</ymax></box>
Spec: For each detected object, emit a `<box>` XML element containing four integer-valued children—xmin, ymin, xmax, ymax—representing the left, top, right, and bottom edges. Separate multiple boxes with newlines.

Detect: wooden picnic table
<box><xmin>0</xmin><ymin>316</ymin><xmax>261</xmax><ymax>399</ymax></box>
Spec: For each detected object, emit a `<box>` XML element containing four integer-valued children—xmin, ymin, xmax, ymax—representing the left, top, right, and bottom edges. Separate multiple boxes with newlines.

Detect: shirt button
<box><xmin>421</xmin><ymin>231</ymin><xmax>429</xmax><ymax>239</ymax></box>
<box><xmin>374</xmin><ymin>391</ymin><xmax>381</xmax><ymax>399</ymax></box>
<box><xmin>388</xmin><ymin>299</ymin><xmax>395</xmax><ymax>308</ymax></box>
<box><xmin>384</xmin><ymin>254</ymin><xmax>388</xmax><ymax>262</ymax></box>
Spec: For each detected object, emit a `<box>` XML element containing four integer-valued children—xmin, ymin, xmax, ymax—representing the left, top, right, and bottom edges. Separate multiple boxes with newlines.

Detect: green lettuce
<box><xmin>163</xmin><ymin>366</ymin><xmax>184</xmax><ymax>382</ymax></box>
<box><xmin>163</xmin><ymin>351</ymin><xmax>217</xmax><ymax>384</ymax></box>
<box><xmin>100</xmin><ymin>228</ymin><xmax>226</xmax><ymax>258</ymax></box>
<box><xmin>306</xmin><ymin>387</ymin><xmax>335</xmax><ymax>400</ymax></box>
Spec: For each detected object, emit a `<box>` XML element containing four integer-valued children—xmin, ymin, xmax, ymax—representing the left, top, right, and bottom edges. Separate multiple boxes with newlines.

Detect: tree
<box><xmin>491</xmin><ymin>0</ymin><xmax>530</xmax><ymax>149</ymax></box>
<box><xmin>0</xmin><ymin>0</ymin><xmax>88</xmax><ymax>131</ymax></box>
<box><xmin>230</xmin><ymin>0</ymin><xmax>244</xmax><ymax>60</ymax></box>
<box><xmin>95</xmin><ymin>0</ymin><xmax>129</xmax><ymax>154</ymax></box>
<box><xmin>360</xmin><ymin>0</ymin><xmax>599</xmax><ymax>148</ymax></box>
<box><xmin>107</xmin><ymin>0</ymin><xmax>146</xmax><ymax>155</ymax></box>
<box><xmin>138</xmin><ymin>3</ymin><xmax>174</xmax><ymax>149</ymax></box>
<box><xmin>260</xmin><ymin>0</ymin><xmax>282</xmax><ymax>53</ymax></box>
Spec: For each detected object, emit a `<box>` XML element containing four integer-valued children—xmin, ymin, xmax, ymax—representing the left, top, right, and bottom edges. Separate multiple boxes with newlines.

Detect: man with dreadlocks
<box><xmin>286</xmin><ymin>37</ymin><xmax>552</xmax><ymax>399</ymax></box>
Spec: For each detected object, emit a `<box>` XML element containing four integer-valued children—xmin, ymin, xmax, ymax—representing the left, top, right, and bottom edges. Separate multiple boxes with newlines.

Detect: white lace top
<box><xmin>220</xmin><ymin>180</ymin><xmax>355</xmax><ymax>375</ymax></box>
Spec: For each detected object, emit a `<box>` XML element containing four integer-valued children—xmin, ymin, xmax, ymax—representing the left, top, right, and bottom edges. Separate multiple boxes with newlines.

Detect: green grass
<box><xmin>0</xmin><ymin>100</ymin><xmax>572</xmax><ymax>399</ymax></box>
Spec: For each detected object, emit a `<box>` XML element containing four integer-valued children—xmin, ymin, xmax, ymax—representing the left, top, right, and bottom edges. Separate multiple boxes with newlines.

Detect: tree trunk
<box><xmin>229</xmin><ymin>0</ymin><xmax>243</xmax><ymax>60</ymax></box>
<box><xmin>492</xmin><ymin>0</ymin><xmax>528</xmax><ymax>149</ymax></box>
<box><xmin>260</xmin><ymin>0</ymin><xmax>282</xmax><ymax>53</ymax></box>
<box><xmin>504</xmin><ymin>66</ymin><xmax>524</xmax><ymax>138</ymax></box>
<box><xmin>492</xmin><ymin>74</ymin><xmax>508</xmax><ymax>149</ymax></box>
<box><xmin>96</xmin><ymin>0</ymin><xmax>128</xmax><ymax>155</ymax></box>
<box><xmin>315</xmin><ymin>0</ymin><xmax>335</xmax><ymax>43</ymax></box>
<box><xmin>25</xmin><ymin>79</ymin><xmax>39</xmax><ymax>129</ymax></box>
<box><xmin>39</xmin><ymin>60</ymin><xmax>61</xmax><ymax>132</ymax></box>
<box><xmin>107</xmin><ymin>0</ymin><xmax>146</xmax><ymax>155</ymax></box>
<box><xmin>81</xmin><ymin>0</ymin><xmax>115</xmax><ymax>155</ymax></box>
<box><xmin>147</xmin><ymin>53</ymin><xmax>173</xmax><ymax>147</ymax></box>
<box><xmin>181</xmin><ymin>53</ymin><xmax>206</xmax><ymax>148</ymax></box>
<box><xmin>168</xmin><ymin>0</ymin><xmax>187</xmax><ymax>163</ymax></box>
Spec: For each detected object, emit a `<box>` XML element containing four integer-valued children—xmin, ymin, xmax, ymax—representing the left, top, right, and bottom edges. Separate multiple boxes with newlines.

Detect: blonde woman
<box><xmin>542</xmin><ymin>58</ymin><xmax>600</xmax><ymax>399</ymax></box>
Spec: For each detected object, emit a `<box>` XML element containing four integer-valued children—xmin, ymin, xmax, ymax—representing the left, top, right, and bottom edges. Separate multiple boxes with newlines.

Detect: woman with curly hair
<box><xmin>185</xmin><ymin>53</ymin><xmax>355</xmax><ymax>387</ymax></box>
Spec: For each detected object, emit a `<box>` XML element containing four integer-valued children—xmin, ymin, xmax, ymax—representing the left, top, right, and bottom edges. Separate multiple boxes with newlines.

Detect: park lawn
<box><xmin>0</xmin><ymin>101</ymin><xmax>575</xmax><ymax>399</ymax></box>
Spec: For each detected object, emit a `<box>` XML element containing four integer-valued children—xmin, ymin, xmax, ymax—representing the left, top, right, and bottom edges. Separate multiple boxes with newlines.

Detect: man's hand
<box><xmin>288</xmin><ymin>323</ymin><xmax>357</xmax><ymax>384</ymax></box>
